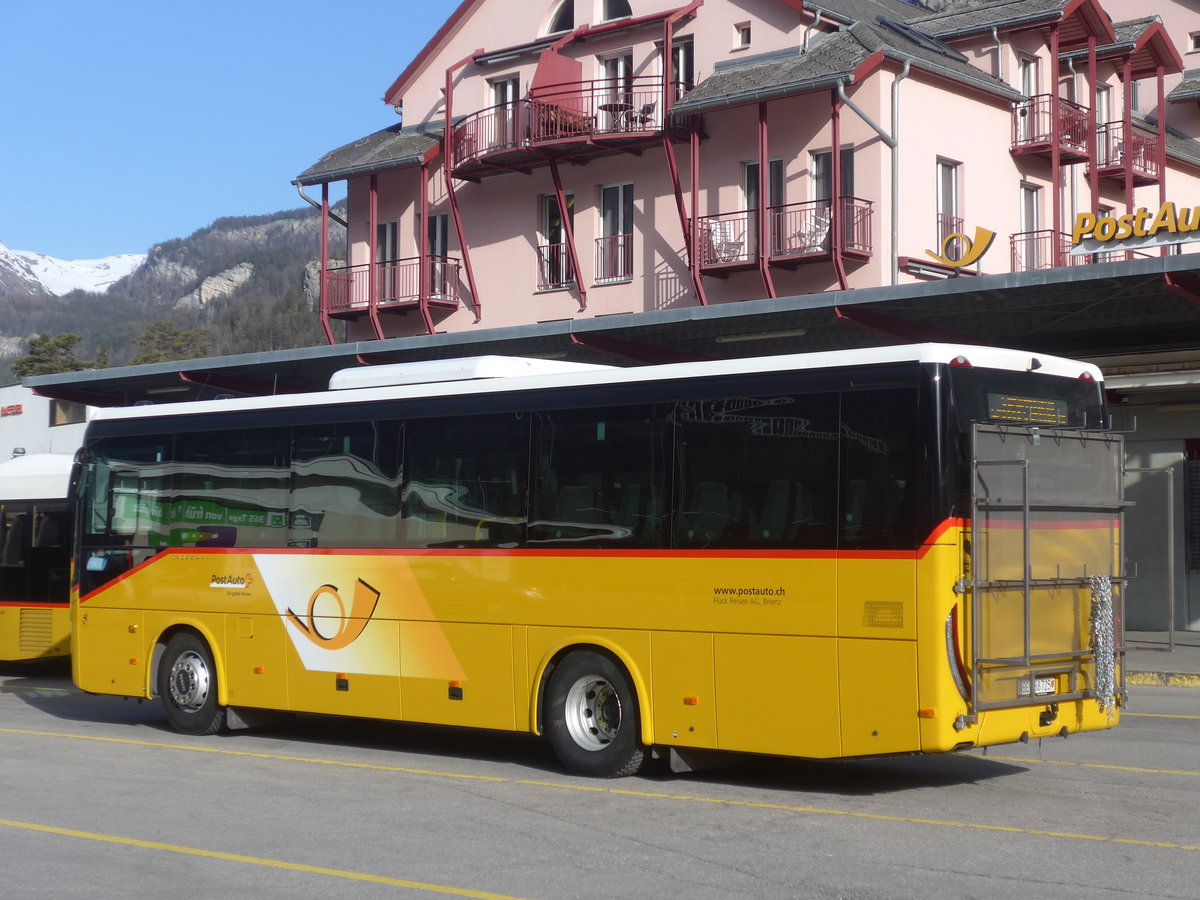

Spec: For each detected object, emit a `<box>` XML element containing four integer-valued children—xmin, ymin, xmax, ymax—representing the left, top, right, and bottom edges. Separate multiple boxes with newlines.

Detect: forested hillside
<box><xmin>0</xmin><ymin>206</ymin><xmax>346</xmax><ymax>382</ymax></box>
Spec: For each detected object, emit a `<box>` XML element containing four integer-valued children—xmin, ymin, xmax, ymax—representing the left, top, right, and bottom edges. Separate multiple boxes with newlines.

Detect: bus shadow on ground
<box><xmin>5</xmin><ymin>672</ymin><xmax>1027</xmax><ymax>794</ymax></box>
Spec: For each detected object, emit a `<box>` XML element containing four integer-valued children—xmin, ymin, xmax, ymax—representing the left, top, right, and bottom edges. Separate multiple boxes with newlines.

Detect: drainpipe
<box><xmin>803</xmin><ymin>12</ymin><xmax>823</xmax><ymax>53</ymax></box>
<box><xmin>296</xmin><ymin>183</ymin><xmax>348</xmax><ymax>228</ymax></box>
<box><xmin>992</xmin><ymin>27</ymin><xmax>1003</xmax><ymax>82</ymax></box>
<box><xmin>836</xmin><ymin>59</ymin><xmax>908</xmax><ymax>285</ymax></box>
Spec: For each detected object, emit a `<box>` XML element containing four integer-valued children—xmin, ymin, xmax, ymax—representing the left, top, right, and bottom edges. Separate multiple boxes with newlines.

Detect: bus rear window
<box><xmin>948</xmin><ymin>367</ymin><xmax>1106</xmax><ymax>430</ymax></box>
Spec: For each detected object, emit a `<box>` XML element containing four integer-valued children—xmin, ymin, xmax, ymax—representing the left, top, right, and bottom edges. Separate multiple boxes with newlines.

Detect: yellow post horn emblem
<box><xmin>925</xmin><ymin>227</ymin><xmax>995</xmax><ymax>269</ymax></box>
<box><xmin>286</xmin><ymin>579</ymin><xmax>381</xmax><ymax>650</ymax></box>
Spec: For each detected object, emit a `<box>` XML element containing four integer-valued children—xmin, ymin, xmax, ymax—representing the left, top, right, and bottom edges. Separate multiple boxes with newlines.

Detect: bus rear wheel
<box><xmin>159</xmin><ymin>633</ymin><xmax>226</xmax><ymax>735</ymax></box>
<box><xmin>545</xmin><ymin>650</ymin><xmax>645</xmax><ymax>778</ymax></box>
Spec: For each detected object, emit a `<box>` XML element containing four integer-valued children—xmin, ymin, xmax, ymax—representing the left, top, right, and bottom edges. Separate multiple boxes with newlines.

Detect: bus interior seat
<box><xmin>678</xmin><ymin>481</ymin><xmax>733</xmax><ymax>547</ymax></box>
<box><xmin>2</xmin><ymin>515</ymin><xmax>26</xmax><ymax>566</ymax></box>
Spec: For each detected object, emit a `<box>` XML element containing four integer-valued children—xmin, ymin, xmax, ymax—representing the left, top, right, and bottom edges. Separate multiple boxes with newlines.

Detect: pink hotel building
<box><xmin>296</xmin><ymin>0</ymin><xmax>1196</xmax><ymax>343</ymax></box>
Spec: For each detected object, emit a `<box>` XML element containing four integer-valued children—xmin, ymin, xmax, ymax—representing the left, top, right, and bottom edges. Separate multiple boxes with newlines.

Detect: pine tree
<box><xmin>10</xmin><ymin>333</ymin><xmax>92</xmax><ymax>377</ymax></box>
<box><xmin>130</xmin><ymin>320</ymin><xmax>210</xmax><ymax>366</ymax></box>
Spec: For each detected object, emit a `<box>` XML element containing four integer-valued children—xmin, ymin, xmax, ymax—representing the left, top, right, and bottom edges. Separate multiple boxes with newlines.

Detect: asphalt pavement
<box><xmin>1125</xmin><ymin>629</ymin><xmax>1200</xmax><ymax>687</ymax></box>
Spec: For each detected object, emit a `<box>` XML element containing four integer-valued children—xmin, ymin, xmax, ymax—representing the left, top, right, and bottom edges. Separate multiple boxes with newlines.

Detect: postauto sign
<box><xmin>1071</xmin><ymin>201</ymin><xmax>1200</xmax><ymax>255</ymax></box>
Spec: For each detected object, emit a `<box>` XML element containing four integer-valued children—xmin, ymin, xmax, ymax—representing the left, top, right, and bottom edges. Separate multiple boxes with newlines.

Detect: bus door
<box><xmin>966</xmin><ymin>424</ymin><xmax>1125</xmax><ymax>724</ymax></box>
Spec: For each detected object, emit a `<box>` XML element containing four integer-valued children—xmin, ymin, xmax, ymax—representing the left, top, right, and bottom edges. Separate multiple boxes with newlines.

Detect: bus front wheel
<box><xmin>159</xmin><ymin>633</ymin><xmax>226</xmax><ymax>735</ymax></box>
<box><xmin>545</xmin><ymin>650</ymin><xmax>645</xmax><ymax>778</ymax></box>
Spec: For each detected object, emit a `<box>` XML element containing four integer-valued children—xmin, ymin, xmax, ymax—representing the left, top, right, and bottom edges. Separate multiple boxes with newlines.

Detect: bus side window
<box><xmin>529</xmin><ymin>405</ymin><xmax>669</xmax><ymax>548</ymax></box>
<box><xmin>839</xmin><ymin>388</ymin><xmax>918</xmax><ymax>550</ymax></box>
<box><xmin>403</xmin><ymin>413</ymin><xmax>530</xmax><ymax>548</ymax></box>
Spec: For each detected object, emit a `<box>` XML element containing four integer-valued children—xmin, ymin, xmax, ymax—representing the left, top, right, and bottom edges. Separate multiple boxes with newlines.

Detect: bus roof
<box><xmin>90</xmin><ymin>343</ymin><xmax>1103</xmax><ymax>424</ymax></box>
<box><xmin>0</xmin><ymin>453</ymin><xmax>73</xmax><ymax>501</ymax></box>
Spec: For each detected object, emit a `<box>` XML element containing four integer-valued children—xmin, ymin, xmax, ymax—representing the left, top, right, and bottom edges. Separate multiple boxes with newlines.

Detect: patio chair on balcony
<box><xmin>709</xmin><ymin>220</ymin><xmax>746</xmax><ymax>263</ymax></box>
<box><xmin>634</xmin><ymin>101</ymin><xmax>657</xmax><ymax>128</ymax></box>
<box><xmin>793</xmin><ymin>207</ymin><xmax>831</xmax><ymax>254</ymax></box>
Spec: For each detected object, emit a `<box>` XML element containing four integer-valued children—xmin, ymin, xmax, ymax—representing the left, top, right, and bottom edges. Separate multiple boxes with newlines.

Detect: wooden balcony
<box><xmin>1011</xmin><ymin>94</ymin><xmax>1091</xmax><ymax>163</ymax></box>
<box><xmin>1093</xmin><ymin>120</ymin><xmax>1161</xmax><ymax>186</ymax></box>
<box><xmin>450</xmin><ymin>77</ymin><xmax>690</xmax><ymax>180</ymax></box>
<box><xmin>697</xmin><ymin>198</ymin><xmax>873</xmax><ymax>274</ymax></box>
<box><xmin>323</xmin><ymin>255</ymin><xmax>461</xmax><ymax>320</ymax></box>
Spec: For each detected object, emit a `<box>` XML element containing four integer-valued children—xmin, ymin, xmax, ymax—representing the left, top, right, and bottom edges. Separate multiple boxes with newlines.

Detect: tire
<box><xmin>545</xmin><ymin>650</ymin><xmax>645</xmax><ymax>778</ymax></box>
<box><xmin>158</xmin><ymin>633</ymin><xmax>226</xmax><ymax>735</ymax></box>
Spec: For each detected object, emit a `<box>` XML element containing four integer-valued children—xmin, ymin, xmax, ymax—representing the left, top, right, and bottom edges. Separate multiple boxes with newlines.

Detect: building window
<box><xmin>1190</xmin><ymin>32</ymin><xmax>1200</xmax><ymax>53</ymax></box>
<box><xmin>601</xmin><ymin>0</ymin><xmax>631</xmax><ymax>22</ymax></box>
<box><xmin>599</xmin><ymin>53</ymin><xmax>634</xmax><ymax>131</ymax></box>
<box><xmin>539</xmin><ymin>193</ymin><xmax>575</xmax><ymax>290</ymax></box>
<box><xmin>50</xmin><ymin>399</ymin><xmax>86</xmax><ymax>427</ymax></box>
<box><xmin>812</xmin><ymin>147</ymin><xmax>855</xmax><ymax>201</ymax></box>
<box><xmin>671</xmin><ymin>38</ymin><xmax>694</xmax><ymax>100</ymax></box>
<box><xmin>744</xmin><ymin>160</ymin><xmax>784</xmax><ymax>256</ymax></box>
<box><xmin>548</xmin><ymin>0</ymin><xmax>573</xmax><ymax>34</ymax></box>
<box><xmin>428</xmin><ymin>213</ymin><xmax>451</xmax><ymax>297</ymax></box>
<box><xmin>1014</xmin><ymin>183</ymin><xmax>1043</xmax><ymax>271</ymax></box>
<box><xmin>597</xmin><ymin>183</ymin><xmax>633</xmax><ymax>282</ymax></box>
<box><xmin>377</xmin><ymin>221</ymin><xmax>400</xmax><ymax>303</ymax></box>
<box><xmin>735</xmin><ymin>22</ymin><xmax>752</xmax><ymax>49</ymax></box>
<box><xmin>490</xmin><ymin>76</ymin><xmax>521</xmax><ymax>148</ymax></box>
<box><xmin>936</xmin><ymin>159</ymin><xmax>962</xmax><ymax>260</ymax></box>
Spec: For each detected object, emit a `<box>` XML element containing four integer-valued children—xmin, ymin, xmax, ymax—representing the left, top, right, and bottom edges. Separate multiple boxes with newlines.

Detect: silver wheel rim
<box><xmin>564</xmin><ymin>675</ymin><xmax>622</xmax><ymax>751</ymax></box>
<box><xmin>168</xmin><ymin>650</ymin><xmax>211</xmax><ymax>712</ymax></box>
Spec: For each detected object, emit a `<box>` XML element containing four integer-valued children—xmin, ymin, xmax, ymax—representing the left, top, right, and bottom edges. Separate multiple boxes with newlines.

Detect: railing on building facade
<box><xmin>451</xmin><ymin>77</ymin><xmax>687</xmax><ymax>168</ymax></box>
<box><xmin>1009</xmin><ymin>230</ymin><xmax>1152</xmax><ymax>271</ymax></box>
<box><xmin>595</xmin><ymin>233</ymin><xmax>634</xmax><ymax>283</ymax></box>
<box><xmin>537</xmin><ymin>242</ymin><xmax>574</xmax><ymax>291</ymax></box>
<box><xmin>324</xmin><ymin>256</ymin><xmax>461</xmax><ymax>312</ymax></box>
<box><xmin>936</xmin><ymin>213</ymin><xmax>965</xmax><ymax>262</ymax></box>
<box><xmin>696</xmin><ymin>198</ymin><xmax>873</xmax><ymax>267</ymax></box>
<box><xmin>1096</xmin><ymin>120</ymin><xmax>1161</xmax><ymax>180</ymax></box>
<box><xmin>1012</xmin><ymin>94</ymin><xmax>1090</xmax><ymax>154</ymax></box>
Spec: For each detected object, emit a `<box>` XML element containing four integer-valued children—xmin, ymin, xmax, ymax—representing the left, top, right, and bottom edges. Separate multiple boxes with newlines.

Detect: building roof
<box><xmin>910</xmin><ymin>0</ymin><xmax>1114</xmax><ymax>46</ymax></box>
<box><xmin>671</xmin><ymin>17</ymin><xmax>1019</xmax><ymax>116</ymax></box>
<box><xmin>294</xmin><ymin>124</ymin><xmax>442</xmax><ymax>186</ymax></box>
<box><xmin>1169</xmin><ymin>74</ymin><xmax>1200</xmax><ymax>104</ymax></box>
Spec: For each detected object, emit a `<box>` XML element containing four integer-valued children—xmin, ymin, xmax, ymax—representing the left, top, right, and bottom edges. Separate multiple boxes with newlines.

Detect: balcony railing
<box><xmin>1012</xmin><ymin>94</ymin><xmax>1090</xmax><ymax>155</ymax></box>
<box><xmin>936</xmin><ymin>213</ymin><xmax>965</xmax><ymax>262</ymax></box>
<box><xmin>537</xmin><ymin>242</ymin><xmax>574</xmax><ymax>291</ymax></box>
<box><xmin>1096</xmin><ymin>120</ymin><xmax>1160</xmax><ymax>181</ymax></box>
<box><xmin>595</xmin><ymin>233</ymin><xmax>633</xmax><ymax>283</ymax></box>
<box><xmin>324</xmin><ymin>256</ymin><xmax>461</xmax><ymax>312</ymax></box>
<box><xmin>1009</xmin><ymin>231</ymin><xmax>1153</xmax><ymax>271</ymax></box>
<box><xmin>697</xmin><ymin>198</ymin><xmax>873</xmax><ymax>266</ymax></box>
<box><xmin>451</xmin><ymin>77</ymin><xmax>688</xmax><ymax>169</ymax></box>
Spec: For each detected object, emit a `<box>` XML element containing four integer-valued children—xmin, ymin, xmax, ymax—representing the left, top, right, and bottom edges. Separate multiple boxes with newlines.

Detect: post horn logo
<box><xmin>286</xmin><ymin>579</ymin><xmax>381</xmax><ymax>650</ymax></box>
<box><xmin>925</xmin><ymin>226</ymin><xmax>996</xmax><ymax>269</ymax></box>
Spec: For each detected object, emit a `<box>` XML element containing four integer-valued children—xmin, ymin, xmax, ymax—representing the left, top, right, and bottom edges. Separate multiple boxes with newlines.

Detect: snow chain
<box><xmin>1088</xmin><ymin>574</ymin><xmax>1116</xmax><ymax>720</ymax></box>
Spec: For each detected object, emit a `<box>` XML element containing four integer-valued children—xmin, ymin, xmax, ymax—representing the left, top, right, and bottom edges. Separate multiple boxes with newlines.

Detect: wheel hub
<box><xmin>168</xmin><ymin>650</ymin><xmax>211</xmax><ymax>712</ymax></box>
<box><xmin>564</xmin><ymin>676</ymin><xmax>621</xmax><ymax>751</ymax></box>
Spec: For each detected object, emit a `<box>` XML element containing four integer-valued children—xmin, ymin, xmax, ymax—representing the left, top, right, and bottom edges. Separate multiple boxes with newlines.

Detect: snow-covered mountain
<box><xmin>0</xmin><ymin>241</ymin><xmax>145</xmax><ymax>296</ymax></box>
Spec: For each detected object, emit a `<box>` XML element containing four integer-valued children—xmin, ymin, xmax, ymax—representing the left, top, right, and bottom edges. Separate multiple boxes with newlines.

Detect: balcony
<box><xmin>537</xmin><ymin>242</ymin><xmax>574</xmax><ymax>291</ymax></box>
<box><xmin>595</xmin><ymin>233</ymin><xmax>633</xmax><ymax>283</ymax></box>
<box><xmin>1011</xmin><ymin>94</ymin><xmax>1090</xmax><ymax>163</ymax></box>
<box><xmin>1094</xmin><ymin>120</ymin><xmax>1161</xmax><ymax>185</ymax></box>
<box><xmin>697</xmin><ymin>198</ymin><xmax>873</xmax><ymax>273</ymax></box>
<box><xmin>323</xmin><ymin>255</ymin><xmax>461</xmax><ymax>319</ymax></box>
<box><xmin>1009</xmin><ymin>230</ymin><xmax>1152</xmax><ymax>271</ymax></box>
<box><xmin>450</xmin><ymin>77</ymin><xmax>690</xmax><ymax>180</ymax></box>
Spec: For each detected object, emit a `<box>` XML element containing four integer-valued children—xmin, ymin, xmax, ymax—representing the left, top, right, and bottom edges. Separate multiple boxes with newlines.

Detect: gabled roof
<box><xmin>294</xmin><ymin>124</ymin><xmax>442</xmax><ymax>186</ymax></box>
<box><xmin>910</xmin><ymin>0</ymin><xmax>1115</xmax><ymax>47</ymax></box>
<box><xmin>1060</xmin><ymin>17</ymin><xmax>1184</xmax><ymax>78</ymax></box>
<box><xmin>671</xmin><ymin>17</ymin><xmax>1020</xmax><ymax>115</ymax></box>
<box><xmin>381</xmin><ymin>0</ymin><xmax>929</xmax><ymax>109</ymax></box>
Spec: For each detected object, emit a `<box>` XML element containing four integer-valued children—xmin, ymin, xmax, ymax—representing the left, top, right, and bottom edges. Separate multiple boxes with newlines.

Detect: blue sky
<box><xmin>1</xmin><ymin>1</ymin><xmax>451</xmax><ymax>261</ymax></box>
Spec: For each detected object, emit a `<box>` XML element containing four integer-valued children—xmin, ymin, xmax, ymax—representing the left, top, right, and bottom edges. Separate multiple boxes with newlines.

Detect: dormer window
<box><xmin>548</xmin><ymin>0</ymin><xmax>573</xmax><ymax>34</ymax></box>
<box><xmin>601</xmin><ymin>0</ymin><xmax>631</xmax><ymax>22</ymax></box>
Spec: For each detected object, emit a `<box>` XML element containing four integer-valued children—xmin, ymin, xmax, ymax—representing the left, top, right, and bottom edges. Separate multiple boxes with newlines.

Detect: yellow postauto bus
<box><xmin>70</xmin><ymin>345</ymin><xmax>1124</xmax><ymax>776</ymax></box>
<box><xmin>1</xmin><ymin>453</ymin><xmax>73</xmax><ymax>661</ymax></box>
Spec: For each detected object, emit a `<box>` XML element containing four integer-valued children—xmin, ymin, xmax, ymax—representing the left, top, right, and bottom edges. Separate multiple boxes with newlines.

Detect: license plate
<box><xmin>1018</xmin><ymin>675</ymin><xmax>1058</xmax><ymax>697</ymax></box>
